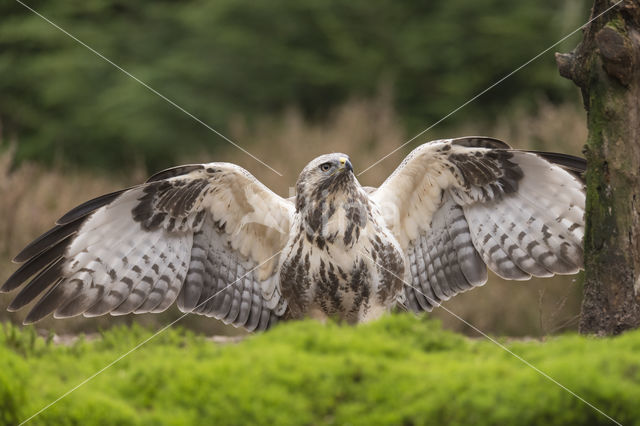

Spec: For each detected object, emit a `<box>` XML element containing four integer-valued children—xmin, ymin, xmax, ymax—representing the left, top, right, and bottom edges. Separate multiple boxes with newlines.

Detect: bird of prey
<box><xmin>1</xmin><ymin>137</ymin><xmax>586</xmax><ymax>332</ymax></box>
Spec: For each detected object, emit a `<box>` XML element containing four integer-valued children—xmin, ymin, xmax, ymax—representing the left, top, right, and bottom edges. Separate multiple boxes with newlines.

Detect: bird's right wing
<box><xmin>2</xmin><ymin>163</ymin><xmax>294</xmax><ymax>331</ymax></box>
<box><xmin>371</xmin><ymin>137</ymin><xmax>585</xmax><ymax>312</ymax></box>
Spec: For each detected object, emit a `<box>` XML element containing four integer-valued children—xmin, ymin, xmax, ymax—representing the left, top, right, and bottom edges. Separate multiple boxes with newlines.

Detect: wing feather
<box><xmin>372</xmin><ymin>137</ymin><xmax>585</xmax><ymax>312</ymax></box>
<box><xmin>56</xmin><ymin>189</ymin><xmax>128</xmax><ymax>225</ymax></box>
<box><xmin>55</xmin><ymin>286</ymin><xmax>103</xmax><ymax>318</ymax></box>
<box><xmin>12</xmin><ymin>221</ymin><xmax>83</xmax><ymax>264</ymax></box>
<box><xmin>8</xmin><ymin>258</ymin><xmax>66</xmax><ymax>312</ymax></box>
<box><xmin>2</xmin><ymin>163</ymin><xmax>293</xmax><ymax>330</ymax></box>
<box><xmin>3</xmin><ymin>234</ymin><xmax>72</xmax><ymax>294</ymax></box>
<box><xmin>23</xmin><ymin>279</ymin><xmax>67</xmax><ymax>324</ymax></box>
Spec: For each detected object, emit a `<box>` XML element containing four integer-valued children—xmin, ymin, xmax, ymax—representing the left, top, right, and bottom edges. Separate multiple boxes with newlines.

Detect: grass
<box><xmin>1</xmin><ymin>97</ymin><xmax>588</xmax><ymax>337</ymax></box>
<box><xmin>1</xmin><ymin>315</ymin><xmax>638</xmax><ymax>425</ymax></box>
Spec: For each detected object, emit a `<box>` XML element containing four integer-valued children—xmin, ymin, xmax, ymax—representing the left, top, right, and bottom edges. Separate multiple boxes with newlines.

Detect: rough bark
<box><xmin>556</xmin><ymin>0</ymin><xmax>640</xmax><ymax>335</ymax></box>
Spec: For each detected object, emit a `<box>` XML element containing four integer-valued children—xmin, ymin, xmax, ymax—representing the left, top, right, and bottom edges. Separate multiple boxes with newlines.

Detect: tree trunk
<box><xmin>556</xmin><ymin>0</ymin><xmax>640</xmax><ymax>335</ymax></box>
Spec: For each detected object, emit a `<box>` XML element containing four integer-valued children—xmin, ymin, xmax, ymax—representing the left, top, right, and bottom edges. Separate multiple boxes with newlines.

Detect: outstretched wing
<box><xmin>371</xmin><ymin>137</ymin><xmax>585</xmax><ymax>312</ymax></box>
<box><xmin>2</xmin><ymin>163</ymin><xmax>294</xmax><ymax>331</ymax></box>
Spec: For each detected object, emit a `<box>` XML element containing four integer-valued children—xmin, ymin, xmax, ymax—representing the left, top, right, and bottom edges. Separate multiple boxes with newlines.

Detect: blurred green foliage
<box><xmin>0</xmin><ymin>0</ymin><xmax>587</xmax><ymax>171</ymax></box>
<box><xmin>1</xmin><ymin>315</ymin><xmax>639</xmax><ymax>425</ymax></box>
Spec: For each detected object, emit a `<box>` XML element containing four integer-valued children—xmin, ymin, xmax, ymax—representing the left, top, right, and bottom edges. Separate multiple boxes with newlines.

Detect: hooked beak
<box><xmin>338</xmin><ymin>156</ymin><xmax>353</xmax><ymax>173</ymax></box>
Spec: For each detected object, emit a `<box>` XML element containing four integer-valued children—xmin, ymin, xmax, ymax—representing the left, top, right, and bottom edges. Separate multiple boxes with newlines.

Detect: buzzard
<box><xmin>1</xmin><ymin>137</ymin><xmax>585</xmax><ymax>331</ymax></box>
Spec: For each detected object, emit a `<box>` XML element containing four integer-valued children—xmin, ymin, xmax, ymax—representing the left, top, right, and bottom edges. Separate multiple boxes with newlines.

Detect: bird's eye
<box><xmin>319</xmin><ymin>162</ymin><xmax>332</xmax><ymax>172</ymax></box>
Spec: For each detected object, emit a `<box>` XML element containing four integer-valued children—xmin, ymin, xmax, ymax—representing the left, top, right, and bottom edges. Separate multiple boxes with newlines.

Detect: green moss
<box><xmin>606</xmin><ymin>14</ymin><xmax>627</xmax><ymax>34</ymax></box>
<box><xmin>1</xmin><ymin>316</ymin><xmax>639</xmax><ymax>425</ymax></box>
<box><xmin>582</xmin><ymin>40</ymin><xmax>638</xmax><ymax>282</ymax></box>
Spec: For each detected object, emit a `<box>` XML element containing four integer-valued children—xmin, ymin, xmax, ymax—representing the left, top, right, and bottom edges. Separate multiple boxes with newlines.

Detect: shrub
<box><xmin>1</xmin><ymin>315</ymin><xmax>639</xmax><ymax>425</ymax></box>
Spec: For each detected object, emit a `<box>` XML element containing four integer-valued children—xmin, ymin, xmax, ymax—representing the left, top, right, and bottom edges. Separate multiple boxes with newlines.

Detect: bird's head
<box><xmin>295</xmin><ymin>153</ymin><xmax>356</xmax><ymax>213</ymax></box>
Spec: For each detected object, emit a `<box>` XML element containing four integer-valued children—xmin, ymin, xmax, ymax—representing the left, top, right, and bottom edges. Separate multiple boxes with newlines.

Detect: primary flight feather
<box><xmin>2</xmin><ymin>137</ymin><xmax>586</xmax><ymax>331</ymax></box>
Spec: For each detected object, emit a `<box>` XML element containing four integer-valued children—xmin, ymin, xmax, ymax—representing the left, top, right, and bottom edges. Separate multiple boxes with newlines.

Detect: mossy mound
<box><xmin>1</xmin><ymin>315</ymin><xmax>638</xmax><ymax>425</ymax></box>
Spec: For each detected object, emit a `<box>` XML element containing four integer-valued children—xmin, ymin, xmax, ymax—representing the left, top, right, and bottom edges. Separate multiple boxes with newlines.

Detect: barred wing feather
<box><xmin>372</xmin><ymin>137</ymin><xmax>585</xmax><ymax>311</ymax></box>
<box><xmin>1</xmin><ymin>163</ymin><xmax>294</xmax><ymax>331</ymax></box>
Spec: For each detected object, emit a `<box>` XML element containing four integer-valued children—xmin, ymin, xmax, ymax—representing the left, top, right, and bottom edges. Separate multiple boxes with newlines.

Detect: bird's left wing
<box><xmin>370</xmin><ymin>137</ymin><xmax>585</xmax><ymax>312</ymax></box>
<box><xmin>2</xmin><ymin>163</ymin><xmax>294</xmax><ymax>331</ymax></box>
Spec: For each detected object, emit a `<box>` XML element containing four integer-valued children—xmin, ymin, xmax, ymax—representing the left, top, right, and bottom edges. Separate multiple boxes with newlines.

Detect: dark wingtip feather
<box><xmin>56</xmin><ymin>189</ymin><xmax>127</xmax><ymax>225</ymax></box>
<box><xmin>2</xmin><ymin>234</ymin><xmax>72</xmax><ymax>293</ymax></box>
<box><xmin>23</xmin><ymin>278</ymin><xmax>67</xmax><ymax>324</ymax></box>
<box><xmin>13</xmin><ymin>188</ymin><xmax>127</xmax><ymax>263</ymax></box>
<box><xmin>525</xmin><ymin>151</ymin><xmax>586</xmax><ymax>182</ymax></box>
<box><xmin>146</xmin><ymin>164</ymin><xmax>204</xmax><ymax>183</ymax></box>
<box><xmin>8</xmin><ymin>258</ymin><xmax>65</xmax><ymax>311</ymax></box>
<box><xmin>526</xmin><ymin>151</ymin><xmax>586</xmax><ymax>172</ymax></box>
<box><xmin>12</xmin><ymin>221</ymin><xmax>81</xmax><ymax>263</ymax></box>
